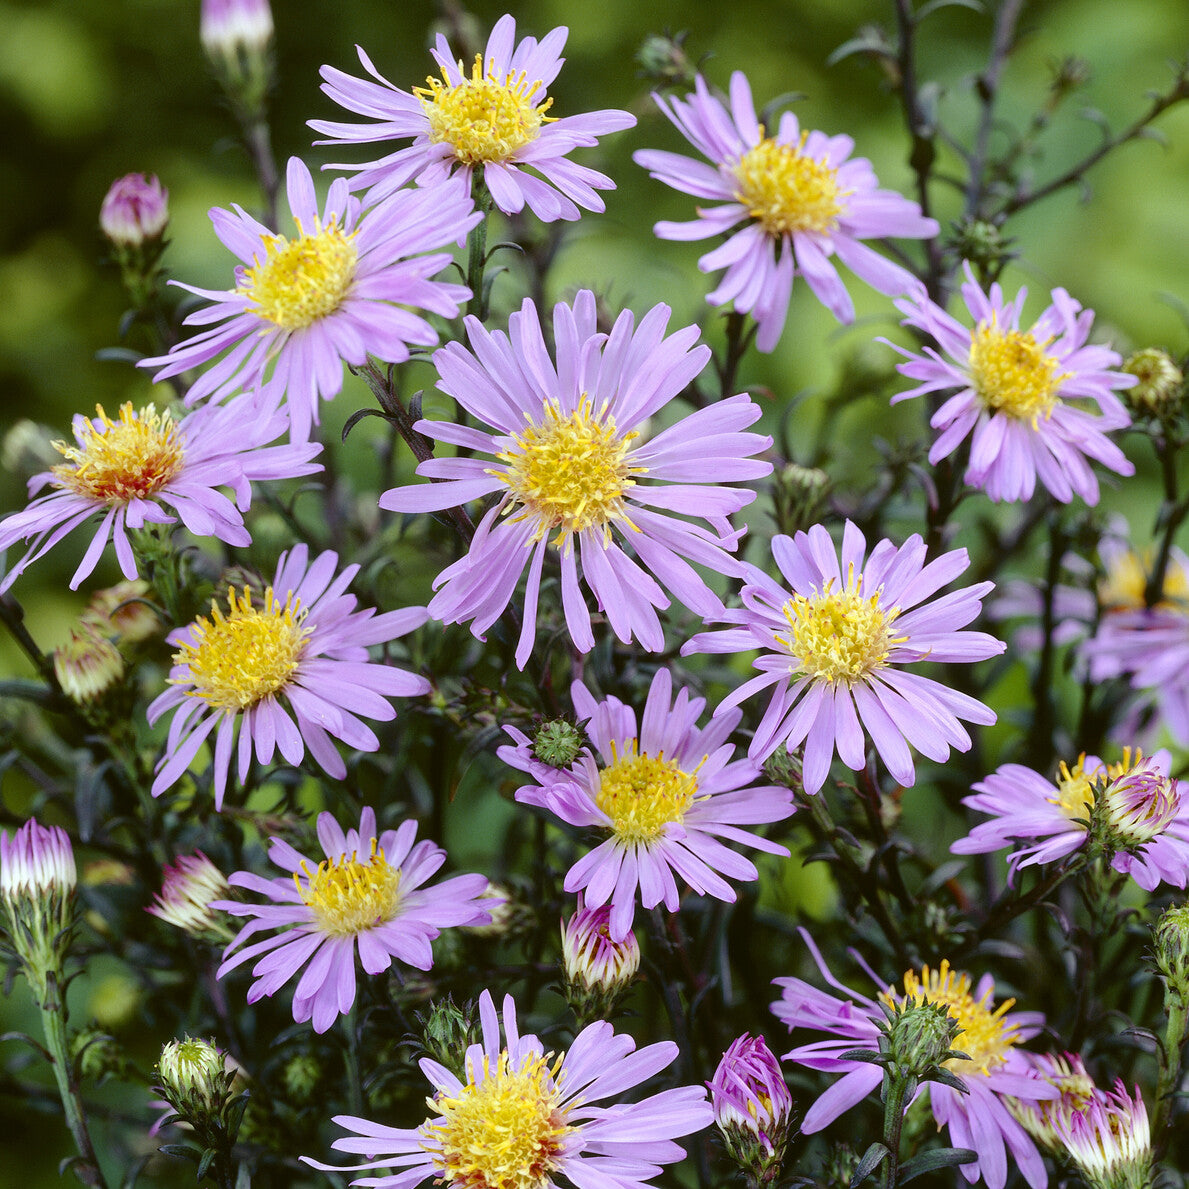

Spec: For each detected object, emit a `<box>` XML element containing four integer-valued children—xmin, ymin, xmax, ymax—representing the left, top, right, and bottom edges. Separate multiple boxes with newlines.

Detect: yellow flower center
<box><xmin>416</xmin><ymin>54</ymin><xmax>554</xmax><ymax>165</ymax></box>
<box><xmin>733</xmin><ymin>133</ymin><xmax>846</xmax><ymax>237</ymax></box>
<box><xmin>174</xmin><ymin>586</ymin><xmax>311</xmax><ymax>712</ymax></box>
<box><xmin>425</xmin><ymin>1049</ymin><xmax>573</xmax><ymax>1189</ymax></box>
<box><xmin>778</xmin><ymin>569</ymin><xmax>906</xmax><ymax>684</ymax></box>
<box><xmin>595</xmin><ymin>742</ymin><xmax>702</xmax><ymax>845</ymax></box>
<box><xmin>1099</xmin><ymin>549</ymin><xmax>1189</xmax><ymax>611</ymax></box>
<box><xmin>297</xmin><ymin>839</ymin><xmax>401</xmax><ymax>937</ymax></box>
<box><xmin>52</xmin><ymin>402</ymin><xmax>184</xmax><ymax>504</ymax></box>
<box><xmin>495</xmin><ymin>396</ymin><xmax>644</xmax><ymax>547</ymax></box>
<box><xmin>885</xmin><ymin>961</ymin><xmax>1019</xmax><ymax>1078</ymax></box>
<box><xmin>1052</xmin><ymin>756</ymin><xmax>1097</xmax><ymax>824</ymax></box>
<box><xmin>967</xmin><ymin>320</ymin><xmax>1070</xmax><ymax>422</ymax></box>
<box><xmin>239</xmin><ymin>218</ymin><xmax>358</xmax><ymax>331</ymax></box>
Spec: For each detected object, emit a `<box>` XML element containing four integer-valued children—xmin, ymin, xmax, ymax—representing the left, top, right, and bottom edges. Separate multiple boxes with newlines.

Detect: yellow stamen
<box><xmin>881</xmin><ymin>961</ymin><xmax>1019</xmax><ymax>1077</ymax></box>
<box><xmin>52</xmin><ymin>402</ymin><xmax>184</xmax><ymax>504</ymax></box>
<box><xmin>416</xmin><ymin>54</ymin><xmax>554</xmax><ymax>165</ymax></box>
<box><xmin>779</xmin><ymin>566</ymin><xmax>906</xmax><ymax>683</ymax></box>
<box><xmin>174</xmin><ymin>586</ymin><xmax>311</xmax><ymax>711</ymax></box>
<box><xmin>297</xmin><ymin>839</ymin><xmax>401</xmax><ymax>937</ymax></box>
<box><xmin>733</xmin><ymin>131</ymin><xmax>846</xmax><ymax>237</ymax></box>
<box><xmin>425</xmin><ymin>1049</ymin><xmax>572</xmax><ymax>1189</ymax></box>
<box><xmin>967</xmin><ymin>318</ymin><xmax>1071</xmax><ymax>423</ymax></box>
<box><xmin>595</xmin><ymin>741</ymin><xmax>703</xmax><ymax>845</ymax></box>
<box><xmin>494</xmin><ymin>396</ymin><xmax>644</xmax><ymax>547</ymax></box>
<box><xmin>239</xmin><ymin>218</ymin><xmax>358</xmax><ymax>331</ymax></box>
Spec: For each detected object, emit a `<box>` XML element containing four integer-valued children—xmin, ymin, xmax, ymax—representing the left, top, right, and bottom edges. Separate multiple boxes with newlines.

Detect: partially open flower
<box><xmin>1052</xmin><ymin>1080</ymin><xmax>1152</xmax><ymax>1189</ymax></box>
<box><xmin>147</xmin><ymin>852</ymin><xmax>233</xmax><ymax>942</ymax></box>
<box><xmin>709</xmin><ymin>1033</ymin><xmax>794</xmax><ymax>1167</ymax></box>
<box><xmin>561</xmin><ymin>899</ymin><xmax>640</xmax><ymax>1010</ymax></box>
<box><xmin>53</xmin><ymin>627</ymin><xmax>124</xmax><ymax>704</ymax></box>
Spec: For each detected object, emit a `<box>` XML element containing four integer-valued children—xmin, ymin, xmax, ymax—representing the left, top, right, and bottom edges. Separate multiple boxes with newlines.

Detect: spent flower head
<box><xmin>53</xmin><ymin>627</ymin><xmax>124</xmax><ymax>705</ymax></box>
<box><xmin>1123</xmin><ymin>348</ymin><xmax>1183</xmax><ymax>417</ymax></box>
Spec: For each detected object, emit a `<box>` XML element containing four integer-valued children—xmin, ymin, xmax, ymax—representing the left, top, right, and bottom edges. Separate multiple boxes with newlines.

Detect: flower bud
<box><xmin>100</xmin><ymin>174</ymin><xmax>169</xmax><ymax>248</ymax></box>
<box><xmin>883</xmin><ymin>998</ymin><xmax>961</xmax><ymax>1076</ymax></box>
<box><xmin>1154</xmin><ymin>902</ymin><xmax>1189</xmax><ymax>993</ymax></box>
<box><xmin>562</xmin><ymin>902</ymin><xmax>640</xmax><ymax>992</ymax></box>
<box><xmin>0</xmin><ymin>819</ymin><xmax>76</xmax><ymax>1003</ymax></box>
<box><xmin>635</xmin><ymin>31</ymin><xmax>695</xmax><ymax>88</ymax></box>
<box><xmin>416</xmin><ymin>996</ymin><xmax>480</xmax><ymax>1083</ymax></box>
<box><xmin>158</xmin><ymin>1036</ymin><xmax>234</xmax><ymax>1119</ymax></box>
<box><xmin>762</xmin><ymin>743</ymin><xmax>803</xmax><ymax>790</ymax></box>
<box><xmin>2</xmin><ymin>419</ymin><xmax>60</xmax><ymax>477</ymax></box>
<box><xmin>1123</xmin><ymin>348</ymin><xmax>1183</xmax><ymax>417</ymax></box>
<box><xmin>281</xmin><ymin>1052</ymin><xmax>322</xmax><ymax>1105</ymax></box>
<box><xmin>1052</xmin><ymin>1080</ymin><xmax>1152</xmax><ymax>1189</ymax></box>
<box><xmin>709</xmin><ymin>1034</ymin><xmax>794</xmax><ymax>1175</ymax></box>
<box><xmin>72</xmin><ymin>1026</ymin><xmax>129</xmax><ymax>1084</ymax></box>
<box><xmin>772</xmin><ymin>464</ymin><xmax>830</xmax><ymax>537</ymax></box>
<box><xmin>948</xmin><ymin>222</ymin><xmax>1014</xmax><ymax>271</ymax></box>
<box><xmin>147</xmin><ymin>852</ymin><xmax>234</xmax><ymax>942</ymax></box>
<box><xmin>53</xmin><ymin>627</ymin><xmax>124</xmax><ymax>705</ymax></box>
<box><xmin>531</xmin><ymin>717</ymin><xmax>586</xmax><ymax>768</ymax></box>
<box><xmin>200</xmin><ymin>0</ymin><xmax>272</xmax><ymax>59</ymax></box>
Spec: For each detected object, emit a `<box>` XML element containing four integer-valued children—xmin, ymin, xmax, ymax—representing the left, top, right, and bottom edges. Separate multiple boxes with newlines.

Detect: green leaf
<box><xmin>899</xmin><ymin>1147</ymin><xmax>977</xmax><ymax>1183</ymax></box>
<box><xmin>850</xmin><ymin>1142</ymin><xmax>890</xmax><ymax>1187</ymax></box>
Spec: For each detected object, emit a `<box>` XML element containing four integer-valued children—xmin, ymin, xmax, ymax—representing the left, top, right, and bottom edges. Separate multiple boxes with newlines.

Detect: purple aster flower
<box><xmin>632</xmin><ymin>71</ymin><xmax>937</xmax><ymax>351</ymax></box>
<box><xmin>147</xmin><ymin>544</ymin><xmax>430</xmax><ymax>809</ymax></box>
<box><xmin>0</xmin><ymin>395</ymin><xmax>320</xmax><ymax>594</ymax></box>
<box><xmin>380</xmin><ymin>292</ymin><xmax>773</xmax><ymax>666</ymax></box>
<box><xmin>212</xmin><ymin>808</ymin><xmax>492</xmax><ymax>1033</ymax></box>
<box><xmin>139</xmin><ymin>156</ymin><xmax>478</xmax><ymax>443</ymax></box>
<box><xmin>773</xmin><ymin>930</ymin><xmax>1055</xmax><ymax>1189</ymax></box>
<box><xmin>1080</xmin><ymin>546</ymin><xmax>1189</xmax><ymax>746</ymax></box>
<box><xmin>312</xmin><ymin>14</ymin><xmax>636</xmax><ymax>221</ymax></box>
<box><xmin>303</xmin><ymin>986</ymin><xmax>713</xmax><ymax>1186</ymax></box>
<box><xmin>952</xmin><ymin>748</ymin><xmax>1189</xmax><ymax>891</ymax></box>
<box><xmin>1007</xmin><ymin>1052</ymin><xmax>1097</xmax><ymax>1151</ymax></box>
<box><xmin>499</xmin><ymin>668</ymin><xmax>794</xmax><ymax>942</ymax></box>
<box><xmin>683</xmin><ymin>521</ymin><xmax>1004</xmax><ymax>793</ymax></box>
<box><xmin>708</xmin><ymin>1034</ymin><xmax>793</xmax><ymax>1156</ymax></box>
<box><xmin>887</xmin><ymin>263</ymin><xmax>1135</xmax><ymax>504</ymax></box>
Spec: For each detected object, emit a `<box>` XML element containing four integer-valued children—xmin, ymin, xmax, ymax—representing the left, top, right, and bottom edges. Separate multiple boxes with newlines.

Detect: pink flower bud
<box><xmin>100</xmin><ymin>173</ymin><xmax>169</xmax><ymax>247</ymax></box>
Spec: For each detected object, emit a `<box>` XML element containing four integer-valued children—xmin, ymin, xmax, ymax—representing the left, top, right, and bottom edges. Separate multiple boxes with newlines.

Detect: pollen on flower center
<box><xmin>1052</xmin><ymin>756</ymin><xmax>1096</xmax><ymax>823</ymax></box>
<box><xmin>239</xmin><ymin>219</ymin><xmax>358</xmax><ymax>331</ymax></box>
<box><xmin>174</xmin><ymin>586</ymin><xmax>311</xmax><ymax>712</ymax></box>
<box><xmin>885</xmin><ymin>961</ymin><xmax>1019</xmax><ymax>1077</ymax></box>
<box><xmin>495</xmin><ymin>396</ymin><xmax>644</xmax><ymax>546</ymax></box>
<box><xmin>416</xmin><ymin>54</ymin><xmax>554</xmax><ymax>165</ymax></box>
<box><xmin>595</xmin><ymin>742</ymin><xmax>701</xmax><ymax>844</ymax></box>
<box><xmin>52</xmin><ymin>402</ymin><xmax>184</xmax><ymax>504</ymax></box>
<box><xmin>297</xmin><ymin>839</ymin><xmax>401</xmax><ymax>937</ymax></box>
<box><xmin>779</xmin><ymin>570</ymin><xmax>905</xmax><ymax>683</ymax></box>
<box><xmin>733</xmin><ymin>133</ymin><xmax>846</xmax><ymax>237</ymax></box>
<box><xmin>425</xmin><ymin>1049</ymin><xmax>573</xmax><ymax>1189</ymax></box>
<box><xmin>967</xmin><ymin>320</ymin><xmax>1070</xmax><ymax>422</ymax></box>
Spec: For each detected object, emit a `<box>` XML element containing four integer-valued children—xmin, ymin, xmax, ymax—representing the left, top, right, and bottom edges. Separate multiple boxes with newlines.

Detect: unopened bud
<box><xmin>1053</xmin><ymin>1081</ymin><xmax>1152</xmax><ymax>1189</ymax></box>
<box><xmin>81</xmin><ymin>579</ymin><xmax>160</xmax><ymax>647</ymax></box>
<box><xmin>72</xmin><ymin>1026</ymin><xmax>129</xmax><ymax>1083</ymax></box>
<box><xmin>772</xmin><ymin>464</ymin><xmax>830</xmax><ymax>537</ymax></box>
<box><xmin>949</xmin><ymin>221</ymin><xmax>1013</xmax><ymax>271</ymax></box>
<box><xmin>0</xmin><ymin>819</ymin><xmax>76</xmax><ymax>1002</ymax></box>
<box><xmin>201</xmin><ymin>0</ymin><xmax>273</xmax><ymax>61</ymax></box>
<box><xmin>281</xmin><ymin>1053</ymin><xmax>322</xmax><ymax>1104</ymax></box>
<box><xmin>100</xmin><ymin>174</ymin><xmax>169</xmax><ymax>248</ymax></box>
<box><xmin>709</xmin><ymin>1034</ymin><xmax>794</xmax><ymax>1174</ymax></box>
<box><xmin>762</xmin><ymin>743</ymin><xmax>802</xmax><ymax>791</ymax></box>
<box><xmin>884</xmin><ymin>998</ymin><xmax>960</xmax><ymax>1075</ymax></box>
<box><xmin>1123</xmin><ymin>349</ymin><xmax>1183</xmax><ymax>417</ymax></box>
<box><xmin>2</xmin><ymin>420</ymin><xmax>60</xmax><ymax>477</ymax></box>
<box><xmin>147</xmin><ymin>852</ymin><xmax>234</xmax><ymax>942</ymax></box>
<box><xmin>532</xmin><ymin>718</ymin><xmax>586</xmax><ymax>768</ymax></box>
<box><xmin>635</xmin><ymin>31</ymin><xmax>695</xmax><ymax>87</ymax></box>
<box><xmin>561</xmin><ymin>901</ymin><xmax>640</xmax><ymax>1023</ymax></box>
<box><xmin>417</xmin><ymin>996</ymin><xmax>480</xmax><ymax>1083</ymax></box>
<box><xmin>158</xmin><ymin>1036</ymin><xmax>233</xmax><ymax>1119</ymax></box>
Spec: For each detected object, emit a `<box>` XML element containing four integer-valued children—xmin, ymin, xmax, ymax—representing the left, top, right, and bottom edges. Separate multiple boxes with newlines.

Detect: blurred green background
<box><xmin>1</xmin><ymin>0</ymin><xmax>1187</xmax><ymax>1184</ymax></box>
